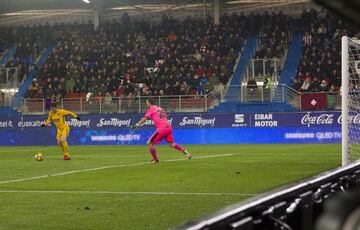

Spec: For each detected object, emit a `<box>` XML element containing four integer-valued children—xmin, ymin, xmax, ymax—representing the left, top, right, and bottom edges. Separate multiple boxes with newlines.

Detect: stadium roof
<box><xmin>0</xmin><ymin>0</ymin><xmax>310</xmax><ymax>13</ymax></box>
<box><xmin>0</xmin><ymin>0</ymin><xmax>314</xmax><ymax>26</ymax></box>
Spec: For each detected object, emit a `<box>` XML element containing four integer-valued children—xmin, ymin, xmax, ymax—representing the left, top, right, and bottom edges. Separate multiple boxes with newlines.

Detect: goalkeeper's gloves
<box><xmin>40</xmin><ymin>124</ymin><xmax>46</xmax><ymax>127</ymax></box>
<box><xmin>76</xmin><ymin>116</ymin><xmax>80</xmax><ymax>121</ymax></box>
<box><xmin>131</xmin><ymin>124</ymin><xmax>139</xmax><ymax>130</ymax></box>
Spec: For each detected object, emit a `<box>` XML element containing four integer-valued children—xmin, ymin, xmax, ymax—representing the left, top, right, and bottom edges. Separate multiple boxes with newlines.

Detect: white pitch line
<box><xmin>0</xmin><ymin>148</ymin><xmax>48</xmax><ymax>153</ymax></box>
<box><xmin>0</xmin><ymin>190</ymin><xmax>257</xmax><ymax>196</ymax></box>
<box><xmin>0</xmin><ymin>153</ymin><xmax>233</xmax><ymax>185</ymax></box>
<box><xmin>166</xmin><ymin>153</ymin><xmax>233</xmax><ymax>162</ymax></box>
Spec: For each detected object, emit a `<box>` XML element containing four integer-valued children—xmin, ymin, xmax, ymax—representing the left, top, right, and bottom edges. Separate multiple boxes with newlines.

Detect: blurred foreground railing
<box><xmin>174</xmin><ymin>160</ymin><xmax>360</xmax><ymax>230</ymax></box>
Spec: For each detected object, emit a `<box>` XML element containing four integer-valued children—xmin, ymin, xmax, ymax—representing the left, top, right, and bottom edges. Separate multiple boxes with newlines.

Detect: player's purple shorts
<box><xmin>148</xmin><ymin>126</ymin><xmax>174</xmax><ymax>144</ymax></box>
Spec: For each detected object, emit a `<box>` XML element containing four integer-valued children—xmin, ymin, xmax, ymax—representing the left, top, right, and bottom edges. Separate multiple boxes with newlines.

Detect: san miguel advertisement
<box><xmin>0</xmin><ymin>112</ymin><xmax>347</xmax><ymax>145</ymax></box>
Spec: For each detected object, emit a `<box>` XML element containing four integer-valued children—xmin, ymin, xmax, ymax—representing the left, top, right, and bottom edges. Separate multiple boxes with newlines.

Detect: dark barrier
<box><xmin>173</xmin><ymin>161</ymin><xmax>360</xmax><ymax>230</ymax></box>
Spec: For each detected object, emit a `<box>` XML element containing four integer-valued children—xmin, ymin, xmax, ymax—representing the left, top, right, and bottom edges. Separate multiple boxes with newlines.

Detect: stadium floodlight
<box><xmin>342</xmin><ymin>36</ymin><xmax>360</xmax><ymax>165</ymax></box>
<box><xmin>83</xmin><ymin>0</ymin><xmax>90</xmax><ymax>3</ymax></box>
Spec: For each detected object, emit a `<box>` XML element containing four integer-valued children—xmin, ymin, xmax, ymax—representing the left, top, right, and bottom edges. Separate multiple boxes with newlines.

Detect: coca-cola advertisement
<box><xmin>300</xmin><ymin>113</ymin><xmax>336</xmax><ymax>127</ymax></box>
<box><xmin>250</xmin><ymin>112</ymin><xmax>343</xmax><ymax>128</ymax></box>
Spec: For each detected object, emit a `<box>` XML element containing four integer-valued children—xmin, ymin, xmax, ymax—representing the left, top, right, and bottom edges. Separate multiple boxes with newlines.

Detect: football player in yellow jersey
<box><xmin>41</xmin><ymin>103</ymin><xmax>80</xmax><ymax>160</ymax></box>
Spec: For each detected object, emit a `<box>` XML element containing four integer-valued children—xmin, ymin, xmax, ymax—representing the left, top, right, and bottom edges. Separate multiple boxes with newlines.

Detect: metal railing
<box><xmin>225</xmin><ymin>84</ymin><xmax>297</xmax><ymax>103</ymax></box>
<box><xmin>3</xmin><ymin>84</ymin><xmax>341</xmax><ymax>114</ymax></box>
<box><xmin>225</xmin><ymin>84</ymin><xmax>341</xmax><ymax>110</ymax></box>
<box><xmin>0</xmin><ymin>93</ymin><xmax>24</xmax><ymax>108</ymax></box>
<box><xmin>243</xmin><ymin>58</ymin><xmax>282</xmax><ymax>84</ymax></box>
<box><xmin>14</xmin><ymin>88</ymin><xmax>225</xmax><ymax>115</ymax></box>
<box><xmin>0</xmin><ymin>67</ymin><xmax>20</xmax><ymax>91</ymax></box>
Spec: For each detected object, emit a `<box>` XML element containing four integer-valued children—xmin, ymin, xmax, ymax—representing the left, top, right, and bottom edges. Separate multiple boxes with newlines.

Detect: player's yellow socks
<box><xmin>59</xmin><ymin>142</ymin><xmax>65</xmax><ymax>154</ymax></box>
<box><xmin>63</xmin><ymin>141</ymin><xmax>70</xmax><ymax>156</ymax></box>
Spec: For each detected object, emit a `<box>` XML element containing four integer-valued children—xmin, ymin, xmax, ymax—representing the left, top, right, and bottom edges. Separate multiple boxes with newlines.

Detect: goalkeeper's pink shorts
<box><xmin>148</xmin><ymin>127</ymin><xmax>174</xmax><ymax>144</ymax></box>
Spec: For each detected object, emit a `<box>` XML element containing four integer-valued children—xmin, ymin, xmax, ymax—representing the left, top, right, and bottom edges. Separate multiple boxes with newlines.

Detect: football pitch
<box><xmin>0</xmin><ymin>144</ymin><xmax>340</xmax><ymax>230</ymax></box>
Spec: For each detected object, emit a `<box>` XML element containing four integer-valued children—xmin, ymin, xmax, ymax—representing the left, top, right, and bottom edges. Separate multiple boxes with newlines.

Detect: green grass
<box><xmin>0</xmin><ymin>144</ymin><xmax>341</xmax><ymax>230</ymax></box>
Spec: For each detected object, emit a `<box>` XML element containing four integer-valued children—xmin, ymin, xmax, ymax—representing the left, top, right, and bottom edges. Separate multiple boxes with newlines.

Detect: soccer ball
<box><xmin>35</xmin><ymin>153</ymin><xmax>44</xmax><ymax>161</ymax></box>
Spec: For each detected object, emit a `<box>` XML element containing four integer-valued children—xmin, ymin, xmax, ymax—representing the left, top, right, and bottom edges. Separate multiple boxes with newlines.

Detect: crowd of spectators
<box><xmin>24</xmin><ymin>13</ymin><xmax>259</xmax><ymax>100</ymax></box>
<box><xmin>292</xmin><ymin>9</ymin><xmax>355</xmax><ymax>94</ymax></box>
<box><xmin>243</xmin><ymin>11</ymin><xmax>292</xmax><ymax>84</ymax></box>
<box><xmin>254</xmin><ymin>11</ymin><xmax>292</xmax><ymax>59</ymax></box>
<box><xmin>1</xmin><ymin>25</ymin><xmax>51</xmax><ymax>89</ymax></box>
<box><xmin>6</xmin><ymin>25</ymin><xmax>50</xmax><ymax>60</ymax></box>
<box><xmin>0</xmin><ymin>29</ymin><xmax>10</xmax><ymax>58</ymax></box>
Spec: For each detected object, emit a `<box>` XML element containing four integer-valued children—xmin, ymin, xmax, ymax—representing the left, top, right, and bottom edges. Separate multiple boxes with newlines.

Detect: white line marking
<box><xmin>0</xmin><ymin>190</ymin><xmax>256</xmax><ymax>196</ymax></box>
<box><xmin>0</xmin><ymin>148</ymin><xmax>48</xmax><ymax>153</ymax></box>
<box><xmin>0</xmin><ymin>153</ymin><xmax>233</xmax><ymax>185</ymax></box>
<box><xmin>167</xmin><ymin>154</ymin><xmax>233</xmax><ymax>162</ymax></box>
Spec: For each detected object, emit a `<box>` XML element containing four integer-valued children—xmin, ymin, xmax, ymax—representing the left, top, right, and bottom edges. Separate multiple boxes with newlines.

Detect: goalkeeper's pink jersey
<box><xmin>145</xmin><ymin>105</ymin><xmax>171</xmax><ymax>130</ymax></box>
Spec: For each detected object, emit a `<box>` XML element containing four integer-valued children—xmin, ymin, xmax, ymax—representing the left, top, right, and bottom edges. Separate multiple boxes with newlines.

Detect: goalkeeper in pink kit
<box><xmin>131</xmin><ymin>98</ymin><xmax>191</xmax><ymax>163</ymax></box>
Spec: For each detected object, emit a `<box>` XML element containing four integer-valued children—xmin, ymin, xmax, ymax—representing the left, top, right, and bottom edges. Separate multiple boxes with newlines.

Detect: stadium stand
<box><xmin>255</xmin><ymin>11</ymin><xmax>292</xmax><ymax>60</ymax></box>
<box><xmin>1</xmin><ymin>9</ymin><xmax>356</xmax><ymax>114</ymax></box>
<box><xmin>20</xmin><ymin>15</ymin><xmax>249</xmax><ymax>101</ymax></box>
<box><xmin>9</xmin><ymin>12</ymin><xmax>315</xmax><ymax>114</ymax></box>
<box><xmin>293</xmin><ymin>10</ymin><xmax>354</xmax><ymax>93</ymax></box>
<box><xmin>0</xmin><ymin>25</ymin><xmax>46</xmax><ymax>97</ymax></box>
<box><xmin>0</xmin><ymin>27</ymin><xmax>14</xmax><ymax>59</ymax></box>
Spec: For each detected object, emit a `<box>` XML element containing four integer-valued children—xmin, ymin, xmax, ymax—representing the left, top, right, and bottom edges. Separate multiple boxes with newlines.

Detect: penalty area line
<box><xmin>0</xmin><ymin>153</ymin><xmax>233</xmax><ymax>185</ymax></box>
<box><xmin>0</xmin><ymin>190</ymin><xmax>257</xmax><ymax>197</ymax></box>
